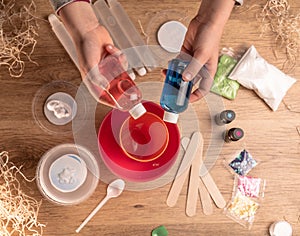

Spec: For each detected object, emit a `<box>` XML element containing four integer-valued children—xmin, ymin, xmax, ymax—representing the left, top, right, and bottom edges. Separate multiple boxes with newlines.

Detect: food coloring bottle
<box><xmin>87</xmin><ymin>55</ymin><xmax>146</xmax><ymax>119</ymax></box>
<box><xmin>224</xmin><ymin>127</ymin><xmax>244</xmax><ymax>142</ymax></box>
<box><xmin>160</xmin><ymin>59</ymin><xmax>192</xmax><ymax>123</ymax></box>
<box><xmin>215</xmin><ymin>110</ymin><xmax>236</xmax><ymax>126</ymax></box>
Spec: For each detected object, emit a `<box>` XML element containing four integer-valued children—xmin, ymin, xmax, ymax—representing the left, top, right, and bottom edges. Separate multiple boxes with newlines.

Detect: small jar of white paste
<box><xmin>269</xmin><ymin>221</ymin><xmax>292</xmax><ymax>236</ymax></box>
<box><xmin>36</xmin><ymin>144</ymin><xmax>99</xmax><ymax>205</ymax></box>
<box><xmin>49</xmin><ymin>154</ymin><xmax>87</xmax><ymax>193</ymax></box>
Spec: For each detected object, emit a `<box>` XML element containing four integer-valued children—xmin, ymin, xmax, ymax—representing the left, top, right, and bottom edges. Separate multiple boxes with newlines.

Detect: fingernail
<box><xmin>107</xmin><ymin>44</ymin><xmax>113</xmax><ymax>50</ymax></box>
<box><xmin>183</xmin><ymin>72</ymin><xmax>192</xmax><ymax>81</ymax></box>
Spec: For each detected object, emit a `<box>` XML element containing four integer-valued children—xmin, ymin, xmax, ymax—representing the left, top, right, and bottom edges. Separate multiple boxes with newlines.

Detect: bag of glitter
<box><xmin>224</xmin><ymin>191</ymin><xmax>260</xmax><ymax>229</ymax></box>
<box><xmin>227</xmin><ymin>149</ymin><xmax>258</xmax><ymax>176</ymax></box>
<box><xmin>233</xmin><ymin>175</ymin><xmax>266</xmax><ymax>200</ymax></box>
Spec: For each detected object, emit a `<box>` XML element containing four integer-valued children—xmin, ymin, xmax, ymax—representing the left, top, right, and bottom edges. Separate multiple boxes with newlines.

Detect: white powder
<box><xmin>229</xmin><ymin>45</ymin><xmax>296</xmax><ymax>111</ymax></box>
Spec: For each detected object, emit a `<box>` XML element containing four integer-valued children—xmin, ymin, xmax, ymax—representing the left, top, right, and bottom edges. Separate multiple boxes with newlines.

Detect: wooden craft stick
<box><xmin>166</xmin><ymin>166</ymin><xmax>190</xmax><ymax>207</ymax></box>
<box><xmin>181</xmin><ymin>135</ymin><xmax>213</xmax><ymax>216</ymax></box>
<box><xmin>198</xmin><ymin>177</ymin><xmax>213</xmax><ymax>215</ymax></box>
<box><xmin>195</xmin><ymin>135</ymin><xmax>214</xmax><ymax>215</ymax></box>
<box><xmin>186</xmin><ymin>132</ymin><xmax>204</xmax><ymax>217</ymax></box>
<box><xmin>166</xmin><ymin>132</ymin><xmax>200</xmax><ymax>207</ymax></box>
<box><xmin>200</xmin><ymin>173</ymin><xmax>226</xmax><ymax>209</ymax></box>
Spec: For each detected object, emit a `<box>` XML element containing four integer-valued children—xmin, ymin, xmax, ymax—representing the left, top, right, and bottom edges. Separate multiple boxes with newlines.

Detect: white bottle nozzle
<box><xmin>163</xmin><ymin>111</ymin><xmax>179</xmax><ymax>124</ymax></box>
<box><xmin>129</xmin><ymin>103</ymin><xmax>146</xmax><ymax>119</ymax></box>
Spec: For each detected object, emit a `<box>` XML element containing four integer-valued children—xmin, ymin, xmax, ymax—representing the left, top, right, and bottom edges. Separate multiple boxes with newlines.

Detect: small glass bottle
<box><xmin>224</xmin><ymin>127</ymin><xmax>244</xmax><ymax>142</ymax></box>
<box><xmin>215</xmin><ymin>110</ymin><xmax>236</xmax><ymax>126</ymax></box>
<box><xmin>86</xmin><ymin>55</ymin><xmax>146</xmax><ymax>119</ymax></box>
<box><xmin>160</xmin><ymin>59</ymin><xmax>192</xmax><ymax>123</ymax></box>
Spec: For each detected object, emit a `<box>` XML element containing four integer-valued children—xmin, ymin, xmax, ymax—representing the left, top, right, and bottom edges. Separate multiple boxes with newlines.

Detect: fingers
<box><xmin>180</xmin><ymin>46</ymin><xmax>218</xmax><ymax>102</ymax></box>
<box><xmin>86</xmin><ymin>65</ymin><xmax>109</xmax><ymax>89</ymax></box>
<box><xmin>182</xmin><ymin>57</ymin><xmax>204</xmax><ymax>82</ymax></box>
<box><xmin>161</xmin><ymin>69</ymin><xmax>167</xmax><ymax>77</ymax></box>
<box><xmin>105</xmin><ymin>44</ymin><xmax>121</xmax><ymax>56</ymax></box>
<box><xmin>105</xmin><ymin>44</ymin><xmax>128</xmax><ymax>70</ymax></box>
<box><xmin>181</xmin><ymin>56</ymin><xmax>212</xmax><ymax>103</ymax></box>
<box><xmin>161</xmin><ymin>60</ymin><xmax>213</xmax><ymax>103</ymax></box>
<box><xmin>190</xmin><ymin>66</ymin><xmax>214</xmax><ymax>102</ymax></box>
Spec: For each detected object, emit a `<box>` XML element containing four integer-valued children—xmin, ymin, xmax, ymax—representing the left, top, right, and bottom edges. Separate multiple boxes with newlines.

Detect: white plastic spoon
<box><xmin>75</xmin><ymin>179</ymin><xmax>125</xmax><ymax>233</ymax></box>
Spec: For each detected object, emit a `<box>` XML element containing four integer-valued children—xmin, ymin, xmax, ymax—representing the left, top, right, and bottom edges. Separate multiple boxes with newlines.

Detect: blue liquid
<box><xmin>160</xmin><ymin>59</ymin><xmax>193</xmax><ymax>113</ymax></box>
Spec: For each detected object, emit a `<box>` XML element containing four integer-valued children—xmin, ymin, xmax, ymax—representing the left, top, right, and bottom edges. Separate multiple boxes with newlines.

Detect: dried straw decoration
<box><xmin>258</xmin><ymin>0</ymin><xmax>300</xmax><ymax>71</ymax></box>
<box><xmin>0</xmin><ymin>0</ymin><xmax>39</xmax><ymax>78</ymax></box>
<box><xmin>0</xmin><ymin>151</ymin><xmax>45</xmax><ymax>235</ymax></box>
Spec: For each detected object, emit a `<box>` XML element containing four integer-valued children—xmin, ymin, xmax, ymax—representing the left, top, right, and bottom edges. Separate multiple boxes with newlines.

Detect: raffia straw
<box><xmin>137</xmin><ymin>19</ymin><xmax>150</xmax><ymax>45</ymax></box>
<box><xmin>0</xmin><ymin>0</ymin><xmax>39</xmax><ymax>78</ymax></box>
<box><xmin>0</xmin><ymin>151</ymin><xmax>45</xmax><ymax>236</ymax></box>
<box><xmin>257</xmin><ymin>0</ymin><xmax>300</xmax><ymax>72</ymax></box>
<box><xmin>296</xmin><ymin>126</ymin><xmax>300</xmax><ymax>136</ymax></box>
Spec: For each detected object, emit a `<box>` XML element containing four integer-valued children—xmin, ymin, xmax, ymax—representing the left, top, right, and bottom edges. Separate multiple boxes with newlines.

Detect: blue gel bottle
<box><xmin>160</xmin><ymin>59</ymin><xmax>192</xmax><ymax>124</ymax></box>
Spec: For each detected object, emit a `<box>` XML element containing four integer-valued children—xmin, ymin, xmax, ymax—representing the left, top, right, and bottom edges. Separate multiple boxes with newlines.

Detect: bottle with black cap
<box><xmin>215</xmin><ymin>110</ymin><xmax>236</xmax><ymax>126</ymax></box>
<box><xmin>224</xmin><ymin>127</ymin><xmax>244</xmax><ymax>142</ymax></box>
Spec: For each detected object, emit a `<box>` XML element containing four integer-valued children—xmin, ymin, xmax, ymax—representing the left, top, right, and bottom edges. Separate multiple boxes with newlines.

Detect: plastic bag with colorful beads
<box><xmin>228</xmin><ymin>149</ymin><xmax>258</xmax><ymax>176</ymax></box>
<box><xmin>233</xmin><ymin>175</ymin><xmax>266</xmax><ymax>199</ymax></box>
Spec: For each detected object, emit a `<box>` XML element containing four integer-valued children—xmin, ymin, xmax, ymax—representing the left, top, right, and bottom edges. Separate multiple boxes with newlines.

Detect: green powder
<box><xmin>210</xmin><ymin>54</ymin><xmax>240</xmax><ymax>100</ymax></box>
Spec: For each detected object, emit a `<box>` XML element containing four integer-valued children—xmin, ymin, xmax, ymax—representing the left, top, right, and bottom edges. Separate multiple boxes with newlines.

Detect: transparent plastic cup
<box><xmin>119</xmin><ymin>112</ymin><xmax>169</xmax><ymax>162</ymax></box>
<box><xmin>36</xmin><ymin>144</ymin><xmax>99</xmax><ymax>205</ymax></box>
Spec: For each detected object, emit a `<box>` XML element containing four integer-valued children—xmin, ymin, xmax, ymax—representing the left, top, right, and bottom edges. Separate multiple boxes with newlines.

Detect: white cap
<box><xmin>163</xmin><ymin>111</ymin><xmax>179</xmax><ymax>123</ymax></box>
<box><xmin>129</xmin><ymin>103</ymin><xmax>146</xmax><ymax>119</ymax></box>
<box><xmin>269</xmin><ymin>221</ymin><xmax>292</xmax><ymax>236</ymax></box>
<box><xmin>49</xmin><ymin>154</ymin><xmax>87</xmax><ymax>193</ymax></box>
<box><xmin>136</xmin><ymin>67</ymin><xmax>147</xmax><ymax>76</ymax></box>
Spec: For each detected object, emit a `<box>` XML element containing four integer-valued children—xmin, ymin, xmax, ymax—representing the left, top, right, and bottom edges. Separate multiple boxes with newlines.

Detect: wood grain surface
<box><xmin>0</xmin><ymin>0</ymin><xmax>299</xmax><ymax>235</ymax></box>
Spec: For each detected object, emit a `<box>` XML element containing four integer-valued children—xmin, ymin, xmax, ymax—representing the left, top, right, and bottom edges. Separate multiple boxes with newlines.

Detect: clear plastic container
<box><xmin>119</xmin><ymin>112</ymin><xmax>169</xmax><ymax>162</ymax></box>
<box><xmin>160</xmin><ymin>59</ymin><xmax>192</xmax><ymax>123</ymax></box>
<box><xmin>36</xmin><ymin>144</ymin><xmax>99</xmax><ymax>205</ymax></box>
<box><xmin>86</xmin><ymin>55</ymin><xmax>146</xmax><ymax>119</ymax></box>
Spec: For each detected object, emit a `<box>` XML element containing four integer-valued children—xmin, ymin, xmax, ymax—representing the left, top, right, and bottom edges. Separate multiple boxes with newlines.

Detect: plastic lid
<box><xmin>222</xmin><ymin>110</ymin><xmax>236</xmax><ymax>123</ymax></box>
<box><xmin>49</xmin><ymin>154</ymin><xmax>87</xmax><ymax>193</ymax></box>
<box><xmin>232</xmin><ymin>128</ymin><xmax>244</xmax><ymax>140</ymax></box>
<box><xmin>157</xmin><ymin>21</ymin><xmax>187</xmax><ymax>53</ymax></box>
<box><xmin>129</xmin><ymin>103</ymin><xmax>146</xmax><ymax>119</ymax></box>
<box><xmin>163</xmin><ymin>111</ymin><xmax>179</xmax><ymax>124</ymax></box>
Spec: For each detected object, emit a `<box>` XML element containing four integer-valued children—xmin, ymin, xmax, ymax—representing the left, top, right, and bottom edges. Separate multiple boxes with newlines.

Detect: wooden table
<box><xmin>0</xmin><ymin>0</ymin><xmax>299</xmax><ymax>235</ymax></box>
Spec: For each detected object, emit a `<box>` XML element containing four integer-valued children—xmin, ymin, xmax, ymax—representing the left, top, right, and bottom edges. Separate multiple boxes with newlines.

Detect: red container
<box><xmin>98</xmin><ymin>101</ymin><xmax>180</xmax><ymax>182</ymax></box>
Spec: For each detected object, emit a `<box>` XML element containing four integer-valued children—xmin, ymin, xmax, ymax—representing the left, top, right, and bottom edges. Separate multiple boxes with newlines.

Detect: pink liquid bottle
<box><xmin>86</xmin><ymin>55</ymin><xmax>146</xmax><ymax>119</ymax></box>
